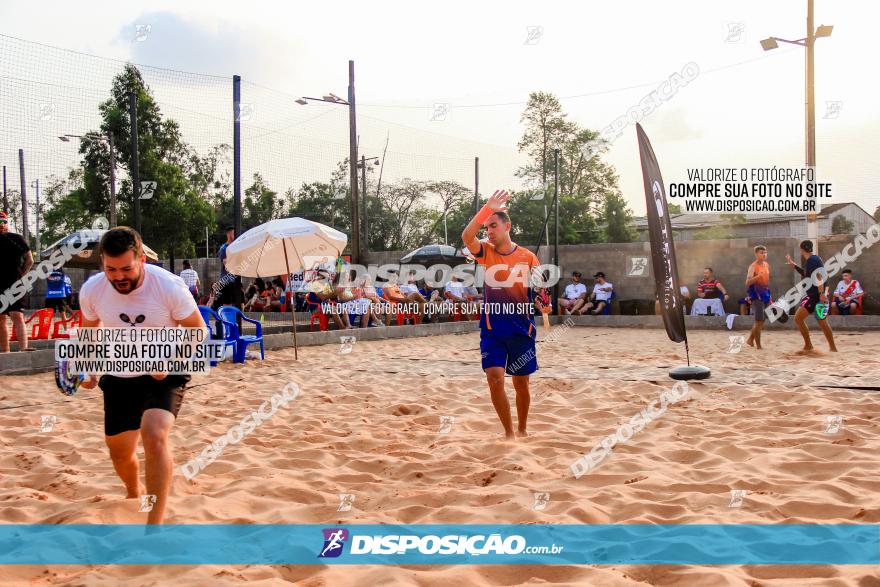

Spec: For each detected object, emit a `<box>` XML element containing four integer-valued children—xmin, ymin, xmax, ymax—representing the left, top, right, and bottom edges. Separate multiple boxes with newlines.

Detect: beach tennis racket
<box><xmin>815</xmin><ymin>303</ymin><xmax>828</xmax><ymax>320</ymax></box>
<box><xmin>54</xmin><ymin>359</ymin><xmax>83</xmax><ymax>396</ymax></box>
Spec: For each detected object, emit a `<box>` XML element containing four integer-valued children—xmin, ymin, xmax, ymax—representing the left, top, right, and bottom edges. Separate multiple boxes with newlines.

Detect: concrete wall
<box><xmin>21</xmin><ymin>232</ymin><xmax>879</xmax><ymax>314</ymax></box>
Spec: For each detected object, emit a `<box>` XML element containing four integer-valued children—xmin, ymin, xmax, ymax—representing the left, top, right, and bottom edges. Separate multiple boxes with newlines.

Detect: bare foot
<box><xmin>829</xmin><ymin>345</ymin><xmax>838</xmax><ymax>352</ymax></box>
<box><xmin>516</xmin><ymin>428</ymin><xmax>528</xmax><ymax>438</ymax></box>
<box><xmin>795</xmin><ymin>346</ymin><xmax>817</xmax><ymax>356</ymax></box>
<box><xmin>746</xmin><ymin>338</ymin><xmax>754</xmax><ymax>347</ymax></box>
<box><xmin>125</xmin><ymin>484</ymin><xmax>146</xmax><ymax>499</ymax></box>
<box><xmin>504</xmin><ymin>431</ymin><xmax>516</xmax><ymax>440</ymax></box>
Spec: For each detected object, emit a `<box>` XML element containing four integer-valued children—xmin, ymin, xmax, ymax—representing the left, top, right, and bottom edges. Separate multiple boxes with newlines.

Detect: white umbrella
<box><xmin>225</xmin><ymin>218</ymin><xmax>348</xmax><ymax>359</ymax></box>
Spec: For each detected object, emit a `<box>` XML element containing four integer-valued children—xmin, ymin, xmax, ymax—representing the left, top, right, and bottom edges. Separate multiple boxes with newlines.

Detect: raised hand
<box><xmin>486</xmin><ymin>189</ymin><xmax>510</xmax><ymax>211</ymax></box>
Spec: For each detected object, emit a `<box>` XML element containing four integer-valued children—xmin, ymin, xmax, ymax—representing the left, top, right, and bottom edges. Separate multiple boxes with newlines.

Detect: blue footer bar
<box><xmin>0</xmin><ymin>524</ymin><xmax>877</xmax><ymax>565</ymax></box>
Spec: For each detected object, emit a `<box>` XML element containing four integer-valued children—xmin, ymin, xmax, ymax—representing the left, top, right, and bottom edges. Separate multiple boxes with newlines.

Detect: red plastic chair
<box><xmin>12</xmin><ymin>308</ymin><xmax>55</xmax><ymax>341</ymax></box>
<box><xmin>383</xmin><ymin>289</ymin><xmax>419</xmax><ymax>326</ymax></box>
<box><xmin>52</xmin><ymin>309</ymin><xmax>83</xmax><ymax>339</ymax></box>
<box><xmin>832</xmin><ymin>294</ymin><xmax>864</xmax><ymax>316</ymax></box>
<box><xmin>308</xmin><ymin>299</ymin><xmax>330</xmax><ymax>331</ymax></box>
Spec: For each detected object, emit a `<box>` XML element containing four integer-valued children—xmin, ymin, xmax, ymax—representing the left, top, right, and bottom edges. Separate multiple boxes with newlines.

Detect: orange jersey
<box><xmin>471</xmin><ymin>240</ymin><xmax>540</xmax><ymax>336</ymax></box>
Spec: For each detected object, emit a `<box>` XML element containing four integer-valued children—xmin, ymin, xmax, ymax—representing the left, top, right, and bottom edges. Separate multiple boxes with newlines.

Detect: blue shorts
<box><xmin>480</xmin><ymin>331</ymin><xmax>538</xmax><ymax>376</ymax></box>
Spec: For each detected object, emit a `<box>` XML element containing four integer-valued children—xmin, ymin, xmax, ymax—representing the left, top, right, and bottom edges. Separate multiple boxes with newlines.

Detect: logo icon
<box><xmin>824</xmin><ymin>415</ymin><xmax>844</xmax><ymax>434</ymax></box>
<box><xmin>438</xmin><ymin>415</ymin><xmax>455</xmax><ymax>434</ymax></box>
<box><xmin>628</xmin><ymin>257</ymin><xmax>649</xmax><ymax>277</ymax></box>
<box><xmin>91</xmin><ymin>216</ymin><xmax>110</xmax><ymax>231</ymax></box>
<box><xmin>40</xmin><ymin>415</ymin><xmax>58</xmax><ymax>432</ymax></box>
<box><xmin>119</xmin><ymin>313</ymin><xmax>146</xmax><ymax>327</ymax></box>
<box><xmin>429</xmin><ymin>102</ymin><xmax>450</xmax><ymax>122</ymax></box>
<box><xmin>524</xmin><ymin>25</ymin><xmax>544</xmax><ymax>45</ymax></box>
<box><xmin>236</xmin><ymin>103</ymin><xmax>255</xmax><ymax>122</ymax></box>
<box><xmin>337</xmin><ymin>493</ymin><xmax>355</xmax><ymax>512</ymax></box>
<box><xmin>140</xmin><ymin>181</ymin><xmax>157</xmax><ymax>200</ymax></box>
<box><xmin>37</xmin><ymin>103</ymin><xmax>56</xmax><ymax>121</ymax></box>
<box><xmin>727</xmin><ymin>335</ymin><xmax>745</xmax><ymax>354</ymax></box>
<box><xmin>134</xmin><ymin>24</ymin><xmax>152</xmax><ymax>42</ymax></box>
<box><xmin>138</xmin><ymin>494</ymin><xmax>157</xmax><ymax>512</ymax></box>
<box><xmin>532</xmin><ymin>491</ymin><xmax>551</xmax><ymax>510</ymax></box>
<box><xmin>823</xmin><ymin>101</ymin><xmax>843</xmax><ymax>119</ymax></box>
<box><xmin>725</xmin><ymin>22</ymin><xmax>745</xmax><ymax>43</ymax></box>
<box><xmin>318</xmin><ymin>528</ymin><xmax>349</xmax><ymax>558</ymax></box>
<box><xmin>729</xmin><ymin>489</ymin><xmax>748</xmax><ymax>508</ymax></box>
<box><xmin>340</xmin><ymin>336</ymin><xmax>356</xmax><ymax>355</ymax></box>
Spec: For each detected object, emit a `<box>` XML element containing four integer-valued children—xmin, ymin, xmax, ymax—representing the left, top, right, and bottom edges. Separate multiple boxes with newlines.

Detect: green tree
<box><xmin>41</xmin><ymin>63</ymin><xmax>216</xmax><ymax>259</ymax></box>
<box><xmin>601</xmin><ymin>191</ymin><xmax>636</xmax><ymax>243</ymax></box>
<box><xmin>242</xmin><ymin>173</ymin><xmax>285</xmax><ymax>229</ymax></box>
<box><xmin>515</xmin><ymin>91</ymin><xmax>627</xmax><ymax>246</ymax></box>
<box><xmin>831</xmin><ymin>215</ymin><xmax>854</xmax><ymax>234</ymax></box>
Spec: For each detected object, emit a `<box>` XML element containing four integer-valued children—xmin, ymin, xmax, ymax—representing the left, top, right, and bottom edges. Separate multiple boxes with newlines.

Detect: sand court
<box><xmin>1</xmin><ymin>327</ymin><xmax>879</xmax><ymax>585</ymax></box>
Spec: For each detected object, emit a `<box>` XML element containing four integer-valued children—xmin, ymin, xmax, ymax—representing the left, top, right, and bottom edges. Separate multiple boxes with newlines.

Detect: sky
<box><xmin>1</xmin><ymin>0</ymin><xmax>877</xmax><ymax>218</ymax></box>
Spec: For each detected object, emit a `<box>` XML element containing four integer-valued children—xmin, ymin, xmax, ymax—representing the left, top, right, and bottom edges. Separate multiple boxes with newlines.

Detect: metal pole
<box><xmin>348</xmin><ymin>60</ymin><xmax>360</xmax><ymax>264</ymax></box>
<box><xmin>33</xmin><ymin>179</ymin><xmax>40</xmax><ymax>253</ymax></box>
<box><xmin>205</xmin><ymin>226</ymin><xmax>209</xmax><ymax>258</ymax></box>
<box><xmin>474</xmin><ymin>156</ymin><xmax>480</xmax><ymax>214</ymax></box>
<box><xmin>233</xmin><ymin>75</ymin><xmax>242</xmax><ymax>237</ymax></box>
<box><xmin>443</xmin><ymin>213</ymin><xmax>448</xmax><ymax>246</ymax></box>
<box><xmin>108</xmin><ymin>133</ymin><xmax>117</xmax><ymax>227</ymax></box>
<box><xmin>128</xmin><ymin>92</ymin><xmax>141</xmax><ymax>233</ymax></box>
<box><xmin>18</xmin><ymin>149</ymin><xmax>28</xmax><ymax>243</ymax></box>
<box><xmin>553</xmin><ymin>149</ymin><xmax>560</xmax><ymax>315</ymax></box>
<box><xmin>805</xmin><ymin>0</ymin><xmax>818</xmax><ymax>253</ymax></box>
<box><xmin>361</xmin><ymin>155</ymin><xmax>370</xmax><ymax>252</ymax></box>
<box><xmin>2</xmin><ymin>166</ymin><xmax>7</xmax><ymax>213</ymax></box>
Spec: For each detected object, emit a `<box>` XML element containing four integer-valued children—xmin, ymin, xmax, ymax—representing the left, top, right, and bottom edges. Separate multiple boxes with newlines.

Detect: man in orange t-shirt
<box><xmin>745</xmin><ymin>245</ymin><xmax>771</xmax><ymax>349</ymax></box>
<box><xmin>461</xmin><ymin>189</ymin><xmax>540</xmax><ymax>440</ymax></box>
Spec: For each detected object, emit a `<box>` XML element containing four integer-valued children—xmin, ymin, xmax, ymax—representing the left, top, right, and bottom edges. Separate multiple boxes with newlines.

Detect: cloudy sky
<box><xmin>1</xmin><ymin>0</ymin><xmax>877</xmax><ymax>217</ymax></box>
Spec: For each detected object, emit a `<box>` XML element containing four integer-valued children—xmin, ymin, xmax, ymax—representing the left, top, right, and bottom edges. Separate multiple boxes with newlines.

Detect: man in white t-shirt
<box><xmin>557</xmin><ymin>271</ymin><xmax>588</xmax><ymax>315</ymax></box>
<box><xmin>179</xmin><ymin>259</ymin><xmax>200</xmax><ymax>303</ymax></box>
<box><xmin>582</xmin><ymin>272</ymin><xmax>614</xmax><ymax>315</ymax></box>
<box><xmin>78</xmin><ymin>227</ymin><xmax>207</xmax><ymax>525</ymax></box>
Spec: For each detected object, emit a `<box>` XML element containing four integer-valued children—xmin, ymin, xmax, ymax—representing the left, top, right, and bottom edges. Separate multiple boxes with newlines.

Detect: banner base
<box><xmin>669</xmin><ymin>365</ymin><xmax>711</xmax><ymax>380</ymax></box>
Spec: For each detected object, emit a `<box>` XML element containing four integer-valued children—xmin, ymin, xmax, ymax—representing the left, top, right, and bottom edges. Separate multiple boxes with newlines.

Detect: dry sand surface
<box><xmin>1</xmin><ymin>326</ymin><xmax>879</xmax><ymax>586</ymax></box>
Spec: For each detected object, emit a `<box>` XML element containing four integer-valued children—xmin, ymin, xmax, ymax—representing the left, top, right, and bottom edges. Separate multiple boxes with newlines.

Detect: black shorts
<box><xmin>800</xmin><ymin>291</ymin><xmax>821</xmax><ymax>314</ymax></box>
<box><xmin>99</xmin><ymin>374</ymin><xmax>190</xmax><ymax>437</ymax></box>
<box><xmin>220</xmin><ymin>278</ymin><xmax>244</xmax><ymax>306</ymax></box>
<box><xmin>45</xmin><ymin>297</ymin><xmax>67</xmax><ymax>312</ymax></box>
<box><xmin>0</xmin><ymin>299</ymin><xmax>23</xmax><ymax>314</ymax></box>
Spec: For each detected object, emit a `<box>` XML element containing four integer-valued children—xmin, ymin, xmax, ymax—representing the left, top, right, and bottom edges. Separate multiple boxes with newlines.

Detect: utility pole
<box><xmin>348</xmin><ymin>60</ymin><xmax>360</xmax><ymax>263</ymax></box>
<box><xmin>128</xmin><ymin>92</ymin><xmax>141</xmax><ymax>233</ymax></box>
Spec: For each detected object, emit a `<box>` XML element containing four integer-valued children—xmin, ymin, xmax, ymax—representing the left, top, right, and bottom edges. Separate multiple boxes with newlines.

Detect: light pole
<box><xmin>357</xmin><ymin>155</ymin><xmax>380</xmax><ymax>251</ymax></box>
<box><xmin>761</xmin><ymin>0</ymin><xmax>832</xmax><ymax>252</ymax></box>
<box><xmin>59</xmin><ymin>132</ymin><xmax>117</xmax><ymax>226</ymax></box>
<box><xmin>296</xmin><ymin>60</ymin><xmax>361</xmax><ymax>262</ymax></box>
<box><xmin>30</xmin><ymin>179</ymin><xmax>40</xmax><ymax>253</ymax></box>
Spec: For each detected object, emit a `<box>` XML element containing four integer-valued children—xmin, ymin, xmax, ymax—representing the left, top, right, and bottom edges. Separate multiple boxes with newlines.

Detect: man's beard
<box><xmin>110</xmin><ymin>268</ymin><xmax>142</xmax><ymax>294</ymax></box>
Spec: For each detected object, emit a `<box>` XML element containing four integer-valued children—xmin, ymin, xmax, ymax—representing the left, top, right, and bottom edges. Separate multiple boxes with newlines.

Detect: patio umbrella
<box><xmin>399</xmin><ymin>244</ymin><xmax>468</xmax><ymax>266</ymax></box>
<box><xmin>40</xmin><ymin>229</ymin><xmax>160</xmax><ymax>269</ymax></box>
<box><xmin>224</xmin><ymin>217</ymin><xmax>348</xmax><ymax>359</ymax></box>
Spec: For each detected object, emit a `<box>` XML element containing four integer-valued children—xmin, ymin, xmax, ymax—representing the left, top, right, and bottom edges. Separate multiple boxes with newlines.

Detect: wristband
<box><xmin>475</xmin><ymin>204</ymin><xmax>495</xmax><ymax>224</ymax></box>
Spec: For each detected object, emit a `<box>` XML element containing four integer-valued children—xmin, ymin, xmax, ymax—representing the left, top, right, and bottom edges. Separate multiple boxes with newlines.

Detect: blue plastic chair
<box><xmin>198</xmin><ymin>305</ymin><xmax>237</xmax><ymax>365</ymax></box>
<box><xmin>218</xmin><ymin>306</ymin><xmax>264</xmax><ymax>363</ymax></box>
